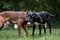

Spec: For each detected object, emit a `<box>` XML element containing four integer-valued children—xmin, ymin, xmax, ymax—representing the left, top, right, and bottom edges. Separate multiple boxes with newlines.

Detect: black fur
<box><xmin>28</xmin><ymin>11</ymin><xmax>55</xmax><ymax>36</ymax></box>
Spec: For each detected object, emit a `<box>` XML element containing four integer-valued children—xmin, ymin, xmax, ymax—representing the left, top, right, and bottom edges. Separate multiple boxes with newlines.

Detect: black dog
<box><xmin>28</xmin><ymin>11</ymin><xmax>56</xmax><ymax>36</ymax></box>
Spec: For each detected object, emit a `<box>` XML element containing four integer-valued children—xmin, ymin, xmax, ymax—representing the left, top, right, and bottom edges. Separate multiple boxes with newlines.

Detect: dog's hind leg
<box><xmin>47</xmin><ymin>22</ymin><xmax>51</xmax><ymax>34</ymax></box>
<box><xmin>39</xmin><ymin>25</ymin><xmax>42</xmax><ymax>35</ymax></box>
<box><xmin>32</xmin><ymin>24</ymin><xmax>36</xmax><ymax>36</ymax></box>
<box><xmin>43</xmin><ymin>25</ymin><xmax>46</xmax><ymax>34</ymax></box>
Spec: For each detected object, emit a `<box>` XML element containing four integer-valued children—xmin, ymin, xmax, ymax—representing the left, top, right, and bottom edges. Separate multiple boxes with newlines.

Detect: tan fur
<box><xmin>0</xmin><ymin>11</ymin><xmax>29</xmax><ymax>37</ymax></box>
<box><xmin>34</xmin><ymin>22</ymin><xmax>39</xmax><ymax>27</ymax></box>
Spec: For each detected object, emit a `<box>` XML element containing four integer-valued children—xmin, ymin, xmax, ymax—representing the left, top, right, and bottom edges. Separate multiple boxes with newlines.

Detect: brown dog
<box><xmin>0</xmin><ymin>11</ymin><xmax>29</xmax><ymax>37</ymax></box>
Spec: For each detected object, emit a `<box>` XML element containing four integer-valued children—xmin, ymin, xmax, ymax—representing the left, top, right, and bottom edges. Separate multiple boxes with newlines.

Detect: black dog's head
<box><xmin>26</xmin><ymin>12</ymin><xmax>33</xmax><ymax>22</ymax></box>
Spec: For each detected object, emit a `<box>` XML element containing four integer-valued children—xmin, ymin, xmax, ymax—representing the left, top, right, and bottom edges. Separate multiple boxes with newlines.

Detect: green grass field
<box><xmin>0</xmin><ymin>28</ymin><xmax>60</xmax><ymax>40</ymax></box>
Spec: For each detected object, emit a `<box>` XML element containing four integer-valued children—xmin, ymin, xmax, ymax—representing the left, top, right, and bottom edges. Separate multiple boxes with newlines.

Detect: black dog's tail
<box><xmin>49</xmin><ymin>14</ymin><xmax>56</xmax><ymax>18</ymax></box>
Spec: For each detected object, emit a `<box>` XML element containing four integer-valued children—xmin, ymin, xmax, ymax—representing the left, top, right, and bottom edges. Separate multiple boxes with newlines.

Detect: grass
<box><xmin>0</xmin><ymin>28</ymin><xmax>60</xmax><ymax>40</ymax></box>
